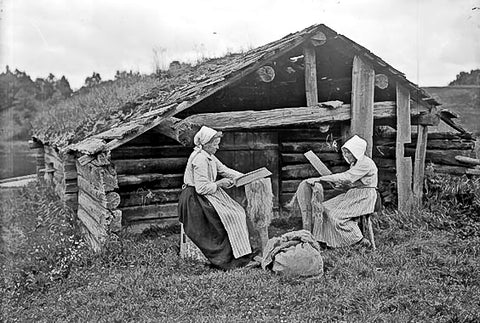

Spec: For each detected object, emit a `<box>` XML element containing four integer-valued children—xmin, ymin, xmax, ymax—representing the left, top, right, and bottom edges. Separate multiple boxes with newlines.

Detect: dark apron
<box><xmin>178</xmin><ymin>186</ymin><xmax>251</xmax><ymax>270</ymax></box>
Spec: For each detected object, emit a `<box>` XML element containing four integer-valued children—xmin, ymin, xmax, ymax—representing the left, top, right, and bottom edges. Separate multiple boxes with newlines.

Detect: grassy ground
<box><xmin>1</xmin><ymin>182</ymin><xmax>480</xmax><ymax>322</ymax></box>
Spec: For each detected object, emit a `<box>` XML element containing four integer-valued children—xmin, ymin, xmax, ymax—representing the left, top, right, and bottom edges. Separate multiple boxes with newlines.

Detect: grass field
<box><xmin>1</xmin><ymin>181</ymin><xmax>479</xmax><ymax>322</ymax></box>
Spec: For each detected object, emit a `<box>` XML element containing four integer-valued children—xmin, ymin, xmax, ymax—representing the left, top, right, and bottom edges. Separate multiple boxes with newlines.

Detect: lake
<box><xmin>0</xmin><ymin>140</ymin><xmax>37</xmax><ymax>180</ymax></box>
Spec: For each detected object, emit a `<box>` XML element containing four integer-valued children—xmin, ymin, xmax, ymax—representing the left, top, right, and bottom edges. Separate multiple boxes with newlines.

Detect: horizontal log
<box><xmin>373</xmin><ymin>158</ymin><xmax>396</xmax><ymax>169</ymax></box>
<box><xmin>428</xmin><ymin>164</ymin><xmax>469</xmax><ymax>176</ymax></box>
<box><xmin>117</xmin><ymin>173</ymin><xmax>184</xmax><ymax>188</ymax></box>
<box><xmin>278</xmin><ymin>131</ymin><xmax>334</xmax><ymax>142</ymax></box>
<box><xmin>466</xmin><ymin>168</ymin><xmax>480</xmax><ymax>176</ymax></box>
<box><xmin>183</xmin><ymin>101</ymin><xmax>409</xmax><ymax>134</ymax></box>
<box><xmin>44</xmin><ymin>153</ymin><xmax>64</xmax><ymax>172</ymax></box>
<box><xmin>78</xmin><ymin>175</ymin><xmax>107</xmax><ymax>205</ymax></box>
<box><xmin>281</xmin><ymin>152</ymin><xmax>343</xmax><ymax>165</ymax></box>
<box><xmin>78</xmin><ymin>190</ymin><xmax>109</xmax><ymax>226</ymax></box>
<box><xmin>220</xmin><ymin>143</ymin><xmax>278</xmax><ymax>151</ymax></box>
<box><xmin>375</xmin><ymin>146</ymin><xmax>475</xmax><ymax>166</ymax></box>
<box><xmin>411</xmin><ymin>111</ymin><xmax>440</xmax><ymax>126</ymax></box>
<box><xmin>157</xmin><ymin>101</ymin><xmax>429</xmax><ymax>146</ymax></box>
<box><xmin>111</xmin><ymin>145</ymin><xmax>192</xmax><ymax>160</ymax></box>
<box><xmin>121</xmin><ymin>203</ymin><xmax>178</xmax><ymax>223</ymax></box>
<box><xmin>64</xmin><ymin>170</ymin><xmax>78</xmax><ymax>180</ymax></box>
<box><xmin>29</xmin><ymin>140</ymin><xmax>43</xmax><ymax>149</ymax></box>
<box><xmin>374</xmin><ymin>138</ymin><xmax>475</xmax><ymax>150</ymax></box>
<box><xmin>281</xmin><ymin>142</ymin><xmax>338</xmax><ymax>153</ymax></box>
<box><xmin>76</xmin><ymin>162</ymin><xmax>118</xmax><ymax>192</ymax></box>
<box><xmin>119</xmin><ymin>188</ymin><xmax>182</xmax><ymax>207</ymax></box>
<box><xmin>281</xmin><ymin>164</ymin><xmax>348</xmax><ymax>180</ymax></box>
<box><xmin>282</xmin><ymin>179</ymin><xmax>302</xmax><ymax>192</ymax></box>
<box><xmin>377</xmin><ymin>131</ymin><xmax>471</xmax><ymax>140</ymax></box>
<box><xmin>377</xmin><ymin>168</ymin><xmax>396</xmax><ymax>182</ymax></box>
<box><xmin>125</xmin><ymin>217</ymin><xmax>179</xmax><ymax>234</ymax></box>
<box><xmin>106</xmin><ymin>192</ymin><xmax>121</xmax><ymax>210</ymax></box>
<box><xmin>77</xmin><ymin>206</ymin><xmax>107</xmax><ymax>251</ymax></box>
<box><xmin>455</xmin><ymin>156</ymin><xmax>480</xmax><ymax>166</ymax></box>
<box><xmin>64</xmin><ymin>193</ymin><xmax>78</xmax><ymax>210</ymax></box>
<box><xmin>114</xmin><ymin>157</ymin><xmax>188</xmax><ymax>175</ymax></box>
<box><xmin>65</xmin><ymin>183</ymin><xmax>79</xmax><ymax>193</ymax></box>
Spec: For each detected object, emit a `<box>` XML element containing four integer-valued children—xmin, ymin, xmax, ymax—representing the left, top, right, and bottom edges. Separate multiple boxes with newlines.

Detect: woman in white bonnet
<box><xmin>293</xmin><ymin>135</ymin><xmax>378</xmax><ymax>248</ymax></box>
<box><xmin>178</xmin><ymin>126</ymin><xmax>254</xmax><ymax>269</ymax></box>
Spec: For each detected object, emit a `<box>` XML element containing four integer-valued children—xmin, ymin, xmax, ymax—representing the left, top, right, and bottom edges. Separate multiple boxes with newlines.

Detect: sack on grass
<box><xmin>261</xmin><ymin>230</ymin><xmax>324</xmax><ymax>277</ymax></box>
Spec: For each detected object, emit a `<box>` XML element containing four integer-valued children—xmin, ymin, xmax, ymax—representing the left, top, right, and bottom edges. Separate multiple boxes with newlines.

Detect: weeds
<box><xmin>1</xmin><ymin>177</ymin><xmax>479</xmax><ymax>322</ymax></box>
<box><xmin>0</xmin><ymin>183</ymin><xmax>90</xmax><ymax>296</ymax></box>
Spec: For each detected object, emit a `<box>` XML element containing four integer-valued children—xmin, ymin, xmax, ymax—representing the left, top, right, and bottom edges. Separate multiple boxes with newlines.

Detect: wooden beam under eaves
<box><xmin>155</xmin><ymin>101</ymin><xmax>429</xmax><ymax>146</ymax></box>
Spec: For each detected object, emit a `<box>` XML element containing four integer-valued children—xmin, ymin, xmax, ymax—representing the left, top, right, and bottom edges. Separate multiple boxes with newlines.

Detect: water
<box><xmin>0</xmin><ymin>140</ymin><xmax>37</xmax><ymax>180</ymax></box>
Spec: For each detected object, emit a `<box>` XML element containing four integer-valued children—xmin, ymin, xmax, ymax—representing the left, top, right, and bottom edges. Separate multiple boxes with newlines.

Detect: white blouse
<box><xmin>321</xmin><ymin>155</ymin><xmax>378</xmax><ymax>188</ymax></box>
<box><xmin>183</xmin><ymin>148</ymin><xmax>242</xmax><ymax>195</ymax></box>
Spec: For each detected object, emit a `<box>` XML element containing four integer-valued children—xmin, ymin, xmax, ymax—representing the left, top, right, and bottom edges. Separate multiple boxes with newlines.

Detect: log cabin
<box><xmin>29</xmin><ymin>24</ymin><xmax>478</xmax><ymax>251</ymax></box>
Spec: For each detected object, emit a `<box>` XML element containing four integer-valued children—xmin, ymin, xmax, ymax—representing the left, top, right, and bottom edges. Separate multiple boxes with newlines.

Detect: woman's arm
<box><xmin>214</xmin><ymin>155</ymin><xmax>243</xmax><ymax>179</ymax></box>
<box><xmin>192</xmin><ymin>156</ymin><xmax>218</xmax><ymax>195</ymax></box>
<box><xmin>193</xmin><ymin>155</ymin><xmax>234</xmax><ymax>194</ymax></box>
<box><xmin>308</xmin><ymin>157</ymin><xmax>371</xmax><ymax>186</ymax></box>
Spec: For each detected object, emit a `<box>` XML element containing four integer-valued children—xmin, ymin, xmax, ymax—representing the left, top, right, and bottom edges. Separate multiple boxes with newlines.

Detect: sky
<box><xmin>0</xmin><ymin>0</ymin><xmax>479</xmax><ymax>90</ymax></box>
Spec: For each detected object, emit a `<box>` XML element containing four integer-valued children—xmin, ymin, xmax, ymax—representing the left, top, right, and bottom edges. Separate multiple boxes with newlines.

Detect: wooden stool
<box><xmin>179</xmin><ymin>224</ymin><xmax>209</xmax><ymax>263</ymax></box>
<box><xmin>359</xmin><ymin>191</ymin><xmax>382</xmax><ymax>251</ymax></box>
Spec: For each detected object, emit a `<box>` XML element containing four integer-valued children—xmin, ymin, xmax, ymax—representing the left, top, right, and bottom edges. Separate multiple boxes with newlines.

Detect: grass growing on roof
<box><xmin>32</xmin><ymin>74</ymin><xmax>162</xmax><ymax>148</ymax></box>
<box><xmin>1</xmin><ymin>175</ymin><xmax>480</xmax><ymax>322</ymax></box>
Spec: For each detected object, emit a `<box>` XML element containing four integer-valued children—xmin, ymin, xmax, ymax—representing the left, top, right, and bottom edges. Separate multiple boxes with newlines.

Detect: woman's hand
<box><xmin>216</xmin><ymin>178</ymin><xmax>234</xmax><ymax>189</ymax></box>
<box><xmin>306</xmin><ymin>177</ymin><xmax>322</xmax><ymax>185</ymax></box>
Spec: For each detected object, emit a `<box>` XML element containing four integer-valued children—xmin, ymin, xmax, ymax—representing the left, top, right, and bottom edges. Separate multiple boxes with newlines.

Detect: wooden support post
<box><xmin>413</xmin><ymin>125</ymin><xmax>428</xmax><ymax>208</ymax></box>
<box><xmin>396</xmin><ymin>83</ymin><xmax>414</xmax><ymax>214</ymax></box>
<box><xmin>304</xmin><ymin>42</ymin><xmax>318</xmax><ymax>106</ymax></box>
<box><xmin>351</xmin><ymin>55</ymin><xmax>375</xmax><ymax>157</ymax></box>
<box><xmin>245</xmin><ymin>178</ymin><xmax>273</xmax><ymax>254</ymax></box>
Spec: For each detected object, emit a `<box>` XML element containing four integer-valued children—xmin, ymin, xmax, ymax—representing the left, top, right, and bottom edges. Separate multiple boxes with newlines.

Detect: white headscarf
<box><xmin>342</xmin><ymin>135</ymin><xmax>367</xmax><ymax>161</ymax></box>
<box><xmin>193</xmin><ymin>126</ymin><xmax>219</xmax><ymax>149</ymax></box>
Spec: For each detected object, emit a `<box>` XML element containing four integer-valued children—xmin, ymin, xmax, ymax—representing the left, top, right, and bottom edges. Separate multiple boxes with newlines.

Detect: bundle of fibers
<box><xmin>245</xmin><ymin>178</ymin><xmax>274</xmax><ymax>228</ymax></box>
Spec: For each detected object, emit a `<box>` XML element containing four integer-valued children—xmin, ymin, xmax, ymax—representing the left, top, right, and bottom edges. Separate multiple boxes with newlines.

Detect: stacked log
<box><xmin>29</xmin><ymin>140</ymin><xmax>45</xmax><ymax>181</ymax></box>
<box><xmin>76</xmin><ymin>152</ymin><xmax>122</xmax><ymax>252</ymax></box>
<box><xmin>374</xmin><ymin>132</ymin><xmax>477</xmax><ymax>176</ymax></box>
<box><xmin>112</xmin><ymin>132</ymin><xmax>189</xmax><ymax>231</ymax></box>
<box><xmin>278</xmin><ymin>128</ymin><xmax>349</xmax><ymax>212</ymax></box>
<box><xmin>39</xmin><ymin>145</ymin><xmax>78</xmax><ymax>209</ymax></box>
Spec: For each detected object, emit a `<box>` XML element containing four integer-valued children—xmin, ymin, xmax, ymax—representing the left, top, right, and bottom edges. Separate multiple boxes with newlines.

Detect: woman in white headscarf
<box><xmin>178</xmin><ymin>126</ymin><xmax>253</xmax><ymax>269</ymax></box>
<box><xmin>293</xmin><ymin>135</ymin><xmax>378</xmax><ymax>248</ymax></box>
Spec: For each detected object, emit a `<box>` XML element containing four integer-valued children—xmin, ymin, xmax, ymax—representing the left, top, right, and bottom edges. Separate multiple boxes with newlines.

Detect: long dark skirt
<box><xmin>178</xmin><ymin>186</ymin><xmax>252</xmax><ymax>270</ymax></box>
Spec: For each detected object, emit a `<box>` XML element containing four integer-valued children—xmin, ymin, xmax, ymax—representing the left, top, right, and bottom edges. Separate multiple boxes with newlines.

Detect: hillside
<box><xmin>423</xmin><ymin>86</ymin><xmax>480</xmax><ymax>135</ymax></box>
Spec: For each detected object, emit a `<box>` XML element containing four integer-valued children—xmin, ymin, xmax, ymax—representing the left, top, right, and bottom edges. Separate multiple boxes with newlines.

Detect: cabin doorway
<box><xmin>216</xmin><ymin>131</ymin><xmax>279</xmax><ymax>212</ymax></box>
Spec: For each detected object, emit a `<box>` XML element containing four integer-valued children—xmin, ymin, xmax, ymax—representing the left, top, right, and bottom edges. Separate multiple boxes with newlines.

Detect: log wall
<box><xmin>109</xmin><ymin>126</ymin><xmax>477</xmax><ymax>231</ymax></box>
<box><xmin>278</xmin><ymin>125</ymin><xmax>349</xmax><ymax>214</ymax></box>
<box><xmin>76</xmin><ymin>153</ymin><xmax>122</xmax><ymax>252</ymax></box>
<box><xmin>112</xmin><ymin>132</ymin><xmax>187</xmax><ymax>232</ymax></box>
<box><xmin>277</xmin><ymin>126</ymin><xmax>477</xmax><ymax>214</ymax></box>
<box><xmin>41</xmin><ymin>145</ymin><xmax>78</xmax><ymax>210</ymax></box>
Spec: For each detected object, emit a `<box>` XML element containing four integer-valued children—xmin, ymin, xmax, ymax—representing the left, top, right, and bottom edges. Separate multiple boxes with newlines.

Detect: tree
<box><xmin>55</xmin><ymin>76</ymin><xmax>73</xmax><ymax>98</ymax></box>
<box><xmin>84</xmin><ymin>72</ymin><xmax>102</xmax><ymax>87</ymax></box>
<box><xmin>449</xmin><ymin>69</ymin><xmax>480</xmax><ymax>86</ymax></box>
